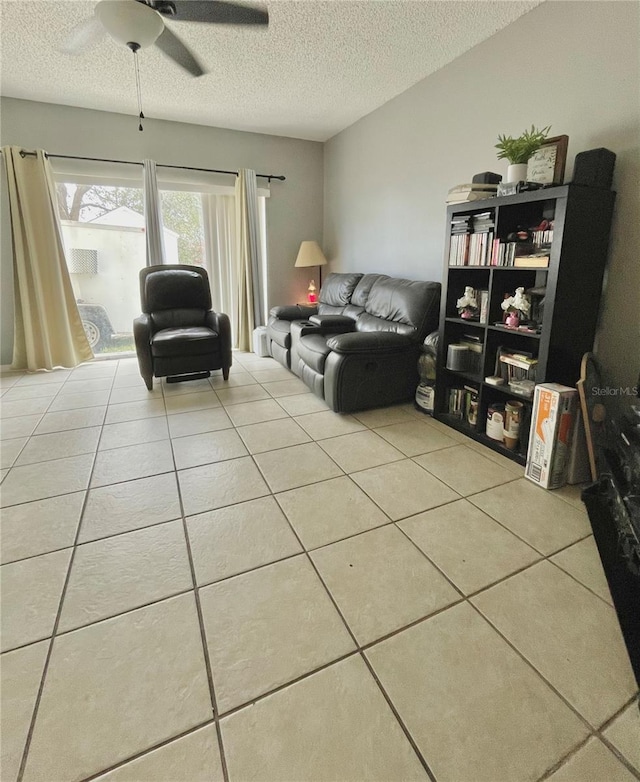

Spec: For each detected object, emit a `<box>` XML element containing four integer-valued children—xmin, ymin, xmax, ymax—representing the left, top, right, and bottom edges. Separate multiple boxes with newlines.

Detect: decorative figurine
<box><xmin>456</xmin><ymin>286</ymin><xmax>479</xmax><ymax>319</ymax></box>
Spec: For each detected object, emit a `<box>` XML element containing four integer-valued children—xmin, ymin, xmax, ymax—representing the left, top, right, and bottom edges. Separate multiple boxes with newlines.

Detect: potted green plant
<box><xmin>496</xmin><ymin>125</ymin><xmax>551</xmax><ymax>182</ymax></box>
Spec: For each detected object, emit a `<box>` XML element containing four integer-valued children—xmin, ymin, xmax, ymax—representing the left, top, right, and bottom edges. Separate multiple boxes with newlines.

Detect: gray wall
<box><xmin>324</xmin><ymin>1</ymin><xmax>640</xmax><ymax>389</ymax></box>
<box><xmin>0</xmin><ymin>98</ymin><xmax>324</xmax><ymax>363</ymax></box>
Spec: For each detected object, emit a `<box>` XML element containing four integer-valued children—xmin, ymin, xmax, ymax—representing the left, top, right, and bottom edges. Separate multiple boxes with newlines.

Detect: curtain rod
<box><xmin>13</xmin><ymin>150</ymin><xmax>286</xmax><ymax>182</ymax></box>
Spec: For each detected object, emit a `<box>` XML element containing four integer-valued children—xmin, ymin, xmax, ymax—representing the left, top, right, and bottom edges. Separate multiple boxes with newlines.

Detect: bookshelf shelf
<box><xmin>435</xmin><ymin>184</ymin><xmax>616</xmax><ymax>464</ymax></box>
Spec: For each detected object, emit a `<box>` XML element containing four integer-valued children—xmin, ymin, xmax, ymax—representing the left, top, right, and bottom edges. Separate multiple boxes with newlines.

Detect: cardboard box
<box><xmin>525</xmin><ymin>383</ymin><xmax>577</xmax><ymax>489</ymax></box>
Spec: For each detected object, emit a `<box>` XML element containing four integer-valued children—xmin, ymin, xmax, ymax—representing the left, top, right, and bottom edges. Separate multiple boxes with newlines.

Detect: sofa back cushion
<box><xmin>318</xmin><ymin>273</ymin><xmax>363</xmax><ymax>315</ymax></box>
<box><xmin>357</xmin><ymin>278</ymin><xmax>441</xmax><ymax>340</ymax></box>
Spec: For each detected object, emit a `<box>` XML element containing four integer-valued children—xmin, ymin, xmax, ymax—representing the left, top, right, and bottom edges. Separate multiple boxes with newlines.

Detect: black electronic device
<box><xmin>472</xmin><ymin>172</ymin><xmax>502</xmax><ymax>185</ymax></box>
<box><xmin>572</xmin><ymin>148</ymin><xmax>616</xmax><ymax>190</ymax></box>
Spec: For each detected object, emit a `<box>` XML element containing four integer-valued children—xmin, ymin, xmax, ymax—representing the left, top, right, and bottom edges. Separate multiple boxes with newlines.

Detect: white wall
<box><xmin>324</xmin><ymin>1</ymin><xmax>640</xmax><ymax>389</ymax></box>
<box><xmin>0</xmin><ymin>98</ymin><xmax>323</xmax><ymax>363</ymax></box>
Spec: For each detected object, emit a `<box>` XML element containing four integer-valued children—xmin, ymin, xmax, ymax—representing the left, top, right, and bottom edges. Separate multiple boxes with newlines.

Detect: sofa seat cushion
<box><xmin>267</xmin><ymin>317</ymin><xmax>293</xmax><ymax>349</ymax></box>
<box><xmin>151</xmin><ymin>327</ymin><xmax>218</xmax><ymax>358</ymax></box>
<box><xmin>297</xmin><ymin>334</ymin><xmax>332</xmax><ymax>374</ymax></box>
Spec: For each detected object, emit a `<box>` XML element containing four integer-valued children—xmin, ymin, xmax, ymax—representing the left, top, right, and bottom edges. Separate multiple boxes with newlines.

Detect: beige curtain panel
<box><xmin>234</xmin><ymin>168</ymin><xmax>264</xmax><ymax>351</ymax></box>
<box><xmin>3</xmin><ymin>147</ymin><xmax>92</xmax><ymax>370</ymax></box>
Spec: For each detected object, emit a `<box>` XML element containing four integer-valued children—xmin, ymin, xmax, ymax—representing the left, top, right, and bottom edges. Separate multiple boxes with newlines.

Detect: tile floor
<box><xmin>1</xmin><ymin>352</ymin><xmax>638</xmax><ymax>782</ymax></box>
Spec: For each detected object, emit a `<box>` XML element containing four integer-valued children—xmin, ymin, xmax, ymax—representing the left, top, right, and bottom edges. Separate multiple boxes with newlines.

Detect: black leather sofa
<box><xmin>266</xmin><ymin>272</ymin><xmax>440</xmax><ymax>413</ymax></box>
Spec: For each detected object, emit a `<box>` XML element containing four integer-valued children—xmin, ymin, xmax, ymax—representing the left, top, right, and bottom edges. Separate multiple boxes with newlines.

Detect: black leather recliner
<box><xmin>133</xmin><ymin>264</ymin><xmax>232</xmax><ymax>390</ymax></box>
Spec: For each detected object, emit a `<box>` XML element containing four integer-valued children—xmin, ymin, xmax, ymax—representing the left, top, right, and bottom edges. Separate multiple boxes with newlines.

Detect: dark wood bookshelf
<box><xmin>435</xmin><ymin>184</ymin><xmax>616</xmax><ymax>465</ymax></box>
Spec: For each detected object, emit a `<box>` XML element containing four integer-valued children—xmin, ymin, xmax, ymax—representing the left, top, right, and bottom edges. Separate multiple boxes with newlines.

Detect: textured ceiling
<box><xmin>0</xmin><ymin>0</ymin><xmax>542</xmax><ymax>141</ymax></box>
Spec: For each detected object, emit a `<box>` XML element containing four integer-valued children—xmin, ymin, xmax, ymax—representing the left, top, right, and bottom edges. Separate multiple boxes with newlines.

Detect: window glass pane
<box><xmin>56</xmin><ymin>181</ymin><xmax>145</xmax><ymax>356</ymax></box>
<box><xmin>160</xmin><ymin>190</ymin><xmax>205</xmax><ymax>267</ymax></box>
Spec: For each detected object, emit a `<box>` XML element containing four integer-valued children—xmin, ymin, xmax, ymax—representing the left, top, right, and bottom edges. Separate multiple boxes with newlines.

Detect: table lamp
<box><xmin>295</xmin><ymin>241</ymin><xmax>327</xmax><ymax>303</ymax></box>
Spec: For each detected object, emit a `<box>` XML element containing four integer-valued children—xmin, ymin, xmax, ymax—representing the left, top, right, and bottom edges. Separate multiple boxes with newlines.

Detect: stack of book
<box><xmin>446</xmin><ymin>183</ymin><xmax>498</xmax><ymax>204</ymax></box>
<box><xmin>448</xmin><ymin>211</ymin><xmax>495</xmax><ymax>266</ymax></box>
<box><xmin>490</xmin><ymin>241</ymin><xmax>550</xmax><ymax>267</ymax></box>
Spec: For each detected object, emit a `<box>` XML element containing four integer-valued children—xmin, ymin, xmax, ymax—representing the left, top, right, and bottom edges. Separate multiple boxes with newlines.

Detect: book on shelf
<box><xmin>478</xmin><ymin>290</ymin><xmax>489</xmax><ymax>323</ymax></box>
<box><xmin>446</xmin><ymin>184</ymin><xmax>498</xmax><ymax>205</ymax></box>
<box><xmin>514</xmin><ymin>255</ymin><xmax>550</xmax><ymax>268</ymax></box>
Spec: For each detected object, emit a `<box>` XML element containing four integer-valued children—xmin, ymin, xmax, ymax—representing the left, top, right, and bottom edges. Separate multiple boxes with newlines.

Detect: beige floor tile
<box><xmin>23</xmin><ymin>594</ymin><xmax>212</xmax><ymax>782</ymax></box>
<box><xmin>233</xmin><ymin>356</ymin><xmax>279</xmax><ymax>372</ymax></box>
<box><xmin>374</xmin><ymin>419</ymin><xmax>458</xmax><ymax>457</ymax></box>
<box><xmin>221</xmin><ymin>655</ymin><xmax>427</xmax><ymax>782</ymax></box>
<box><xmin>318</xmin><ymin>430</ymin><xmax>405</xmax><ymax>473</ymax></box>
<box><xmin>1</xmin><ymin>492</ymin><xmax>85</xmax><ymax>564</ymax></box>
<box><xmin>603</xmin><ymin>700</ymin><xmax>640</xmax><ymax>772</ymax></box>
<box><xmin>210</xmin><ymin>370</ymin><xmax>256</xmax><ymax>389</ymax></box>
<box><xmin>553</xmin><ymin>482</ymin><xmax>589</xmax><ymax>510</ymax></box>
<box><xmin>399</xmin><ymin>499</ymin><xmax>540</xmax><ymax>595</ymax></box>
<box><xmin>61</xmin><ymin>377</ymin><xmax>113</xmax><ymax>394</ymax></box>
<box><xmin>164</xmin><ymin>390</ymin><xmax>221</xmax><ymax>414</ymax></box>
<box><xmin>33</xmin><ymin>406</ymin><xmax>106</xmax><ymax>435</ymax></box>
<box><xmin>473</xmin><ymin>561</ymin><xmax>637</xmax><ymax>727</ymax></box>
<box><xmin>547</xmin><ymin>738</ymin><xmax>637</xmax><ymax>782</ymax></box>
<box><xmin>366</xmin><ymin>602</ymin><xmax>589</xmax><ymax>782</ymax></box>
<box><xmin>15</xmin><ymin>427</ymin><xmax>101</xmax><ymax>466</ymax></box>
<box><xmin>551</xmin><ymin>536</ymin><xmax>613</xmax><ymax>604</ymax></box>
<box><xmin>109</xmin><ymin>385</ymin><xmax>163</xmax><ymax>405</ymax></box>
<box><xmin>1</xmin><ymin>468</ymin><xmax>8</xmax><ymax>482</ymax></box>
<box><xmin>104</xmin><ymin>398</ymin><xmax>166</xmax><ymax>425</ymax></box>
<box><xmin>1</xmin><ymin>453</ymin><xmax>94</xmax><ymax>507</ymax></box>
<box><xmin>199</xmin><ymin>555</ymin><xmax>355</xmax><ymax>712</ymax></box>
<box><xmin>238</xmin><ymin>418</ymin><xmax>311</xmax><ymax>454</ymax></box>
<box><xmin>1</xmin><ymin>548</ymin><xmax>72</xmax><ymax>652</ymax></box>
<box><xmin>470</xmin><ymin>479</ymin><xmax>592</xmax><ymax>555</ymax></box>
<box><xmin>254</xmin><ymin>442</ymin><xmax>343</xmax><ymax>493</ymax></box>
<box><xmin>0</xmin><ymin>640</ymin><xmax>48</xmax><ymax>782</ymax></box>
<box><xmin>187</xmin><ymin>496</ymin><xmax>302</xmax><ymax>584</ymax></box>
<box><xmin>172</xmin><ymin>429</ymin><xmax>248</xmax><ymax>470</ymax></box>
<box><xmin>48</xmin><ymin>390</ymin><xmax>111</xmax><ymax>412</ymax></box>
<box><xmin>14</xmin><ymin>370</ymin><xmax>72</xmax><ymax>386</ymax></box>
<box><xmin>0</xmin><ymin>414</ymin><xmax>42</xmax><ymax>441</ymax></box>
<box><xmin>422</xmin><ymin>416</ymin><xmax>471</xmax><ymax>443</ymax></box>
<box><xmin>59</xmin><ymin>521</ymin><xmax>192</xmax><ymax>633</ymax></box>
<box><xmin>248</xmin><ymin>368</ymin><xmax>293</xmax><ymax>383</ymax></box>
<box><xmin>351</xmin><ymin>460</ymin><xmax>459</xmax><ymax>521</ymax></box>
<box><xmin>466</xmin><ymin>438</ymin><xmax>526</xmax><ymax>475</ymax></box>
<box><xmin>167</xmin><ymin>407</ymin><xmax>233</xmax><ymax>438</ymax></box>
<box><xmin>276</xmin><ymin>476</ymin><xmax>391</xmax><ymax>549</ymax></box>
<box><xmin>294</xmin><ymin>410</ymin><xmax>366</xmax><ymax>440</ymax></box>
<box><xmin>312</xmin><ymin>525</ymin><xmax>459</xmax><ymax>644</ymax></box>
<box><xmin>99</xmin><ymin>417</ymin><xmax>169</xmax><ymax>451</ymax></box>
<box><xmin>111</xmin><ymin>372</ymin><xmax>145</xmax><ymax>390</ymax></box>
<box><xmin>415</xmin><ymin>444</ymin><xmax>517</xmax><ymax>496</ymax></box>
<box><xmin>69</xmin><ymin>362</ymin><xmax>117</xmax><ymax>379</ymax></box>
<box><xmin>0</xmin><ymin>398</ymin><xmax>51</xmax><ymax>419</ymax></box>
<box><xmin>351</xmin><ymin>405</ymin><xmax>417</xmax><ymax>429</ymax></box>
<box><xmin>79</xmin><ymin>473</ymin><xmax>182</xmax><ymax>543</ymax></box>
<box><xmin>224</xmin><ymin>398</ymin><xmax>289</xmax><ymax>427</ymax></box>
<box><xmin>263</xmin><ymin>378</ymin><xmax>310</xmax><ymax>397</ymax></box>
<box><xmin>275</xmin><ymin>392</ymin><xmax>329</xmax><ymax>416</ymax></box>
<box><xmin>0</xmin><ymin>437</ymin><xmax>27</xmax><ymax>469</ymax></box>
<box><xmin>161</xmin><ymin>377</ymin><xmax>214</xmax><ymax>396</ymax></box>
<box><xmin>94</xmin><ymin>724</ymin><xmax>223</xmax><ymax>782</ymax></box>
<box><xmin>216</xmin><ymin>384</ymin><xmax>270</xmax><ymax>406</ymax></box>
<box><xmin>178</xmin><ymin>456</ymin><xmax>270</xmax><ymax>517</ymax></box>
<box><xmin>2</xmin><ymin>382</ymin><xmax>63</xmax><ymax>401</ymax></box>
<box><xmin>91</xmin><ymin>441</ymin><xmax>174</xmax><ymax>488</ymax></box>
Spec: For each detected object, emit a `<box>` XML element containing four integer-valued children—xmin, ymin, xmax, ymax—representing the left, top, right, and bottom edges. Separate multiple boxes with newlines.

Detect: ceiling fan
<box><xmin>62</xmin><ymin>0</ymin><xmax>269</xmax><ymax>77</ymax></box>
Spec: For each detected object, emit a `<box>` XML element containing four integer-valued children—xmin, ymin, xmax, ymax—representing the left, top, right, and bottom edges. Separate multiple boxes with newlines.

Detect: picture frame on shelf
<box><xmin>526</xmin><ymin>135</ymin><xmax>569</xmax><ymax>185</ymax></box>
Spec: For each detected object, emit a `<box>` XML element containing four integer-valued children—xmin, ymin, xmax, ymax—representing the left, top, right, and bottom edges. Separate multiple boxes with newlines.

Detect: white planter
<box><xmin>507</xmin><ymin>163</ymin><xmax>528</xmax><ymax>183</ymax></box>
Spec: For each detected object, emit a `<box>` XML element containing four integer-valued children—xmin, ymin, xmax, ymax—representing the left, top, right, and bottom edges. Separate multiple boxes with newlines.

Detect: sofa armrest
<box><xmin>309</xmin><ymin>315</ymin><xmax>356</xmax><ymax>333</ymax></box>
<box><xmin>269</xmin><ymin>304</ymin><xmax>318</xmax><ymax>321</ymax></box>
<box><xmin>326</xmin><ymin>331</ymin><xmax>415</xmax><ymax>354</ymax></box>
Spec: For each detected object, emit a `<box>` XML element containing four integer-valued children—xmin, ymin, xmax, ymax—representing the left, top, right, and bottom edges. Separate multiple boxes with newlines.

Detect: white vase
<box><xmin>507</xmin><ymin>163</ymin><xmax>528</xmax><ymax>183</ymax></box>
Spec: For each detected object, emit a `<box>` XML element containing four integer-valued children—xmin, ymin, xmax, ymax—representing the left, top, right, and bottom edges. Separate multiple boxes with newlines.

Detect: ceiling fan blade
<box><xmin>60</xmin><ymin>16</ymin><xmax>105</xmax><ymax>55</ymax></box>
<box><xmin>169</xmin><ymin>1</ymin><xmax>268</xmax><ymax>25</ymax></box>
<box><xmin>155</xmin><ymin>26</ymin><xmax>206</xmax><ymax>76</ymax></box>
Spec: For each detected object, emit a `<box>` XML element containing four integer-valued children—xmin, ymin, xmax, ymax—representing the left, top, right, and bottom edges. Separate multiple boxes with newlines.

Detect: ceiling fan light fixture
<box><xmin>95</xmin><ymin>0</ymin><xmax>164</xmax><ymax>49</ymax></box>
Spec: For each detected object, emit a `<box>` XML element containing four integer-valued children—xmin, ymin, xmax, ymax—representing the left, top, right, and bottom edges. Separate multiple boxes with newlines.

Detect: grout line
<box><xmin>167</xmin><ymin>402</ymin><xmax>230</xmax><ymax>782</ymax></box>
<box><xmin>15</xmin><ymin>361</ymin><xmax>119</xmax><ymax>782</ymax></box>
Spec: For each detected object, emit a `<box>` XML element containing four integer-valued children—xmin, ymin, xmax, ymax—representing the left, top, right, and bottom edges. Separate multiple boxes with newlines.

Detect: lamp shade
<box><xmin>95</xmin><ymin>0</ymin><xmax>164</xmax><ymax>49</ymax></box>
<box><xmin>294</xmin><ymin>241</ymin><xmax>327</xmax><ymax>269</ymax></box>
